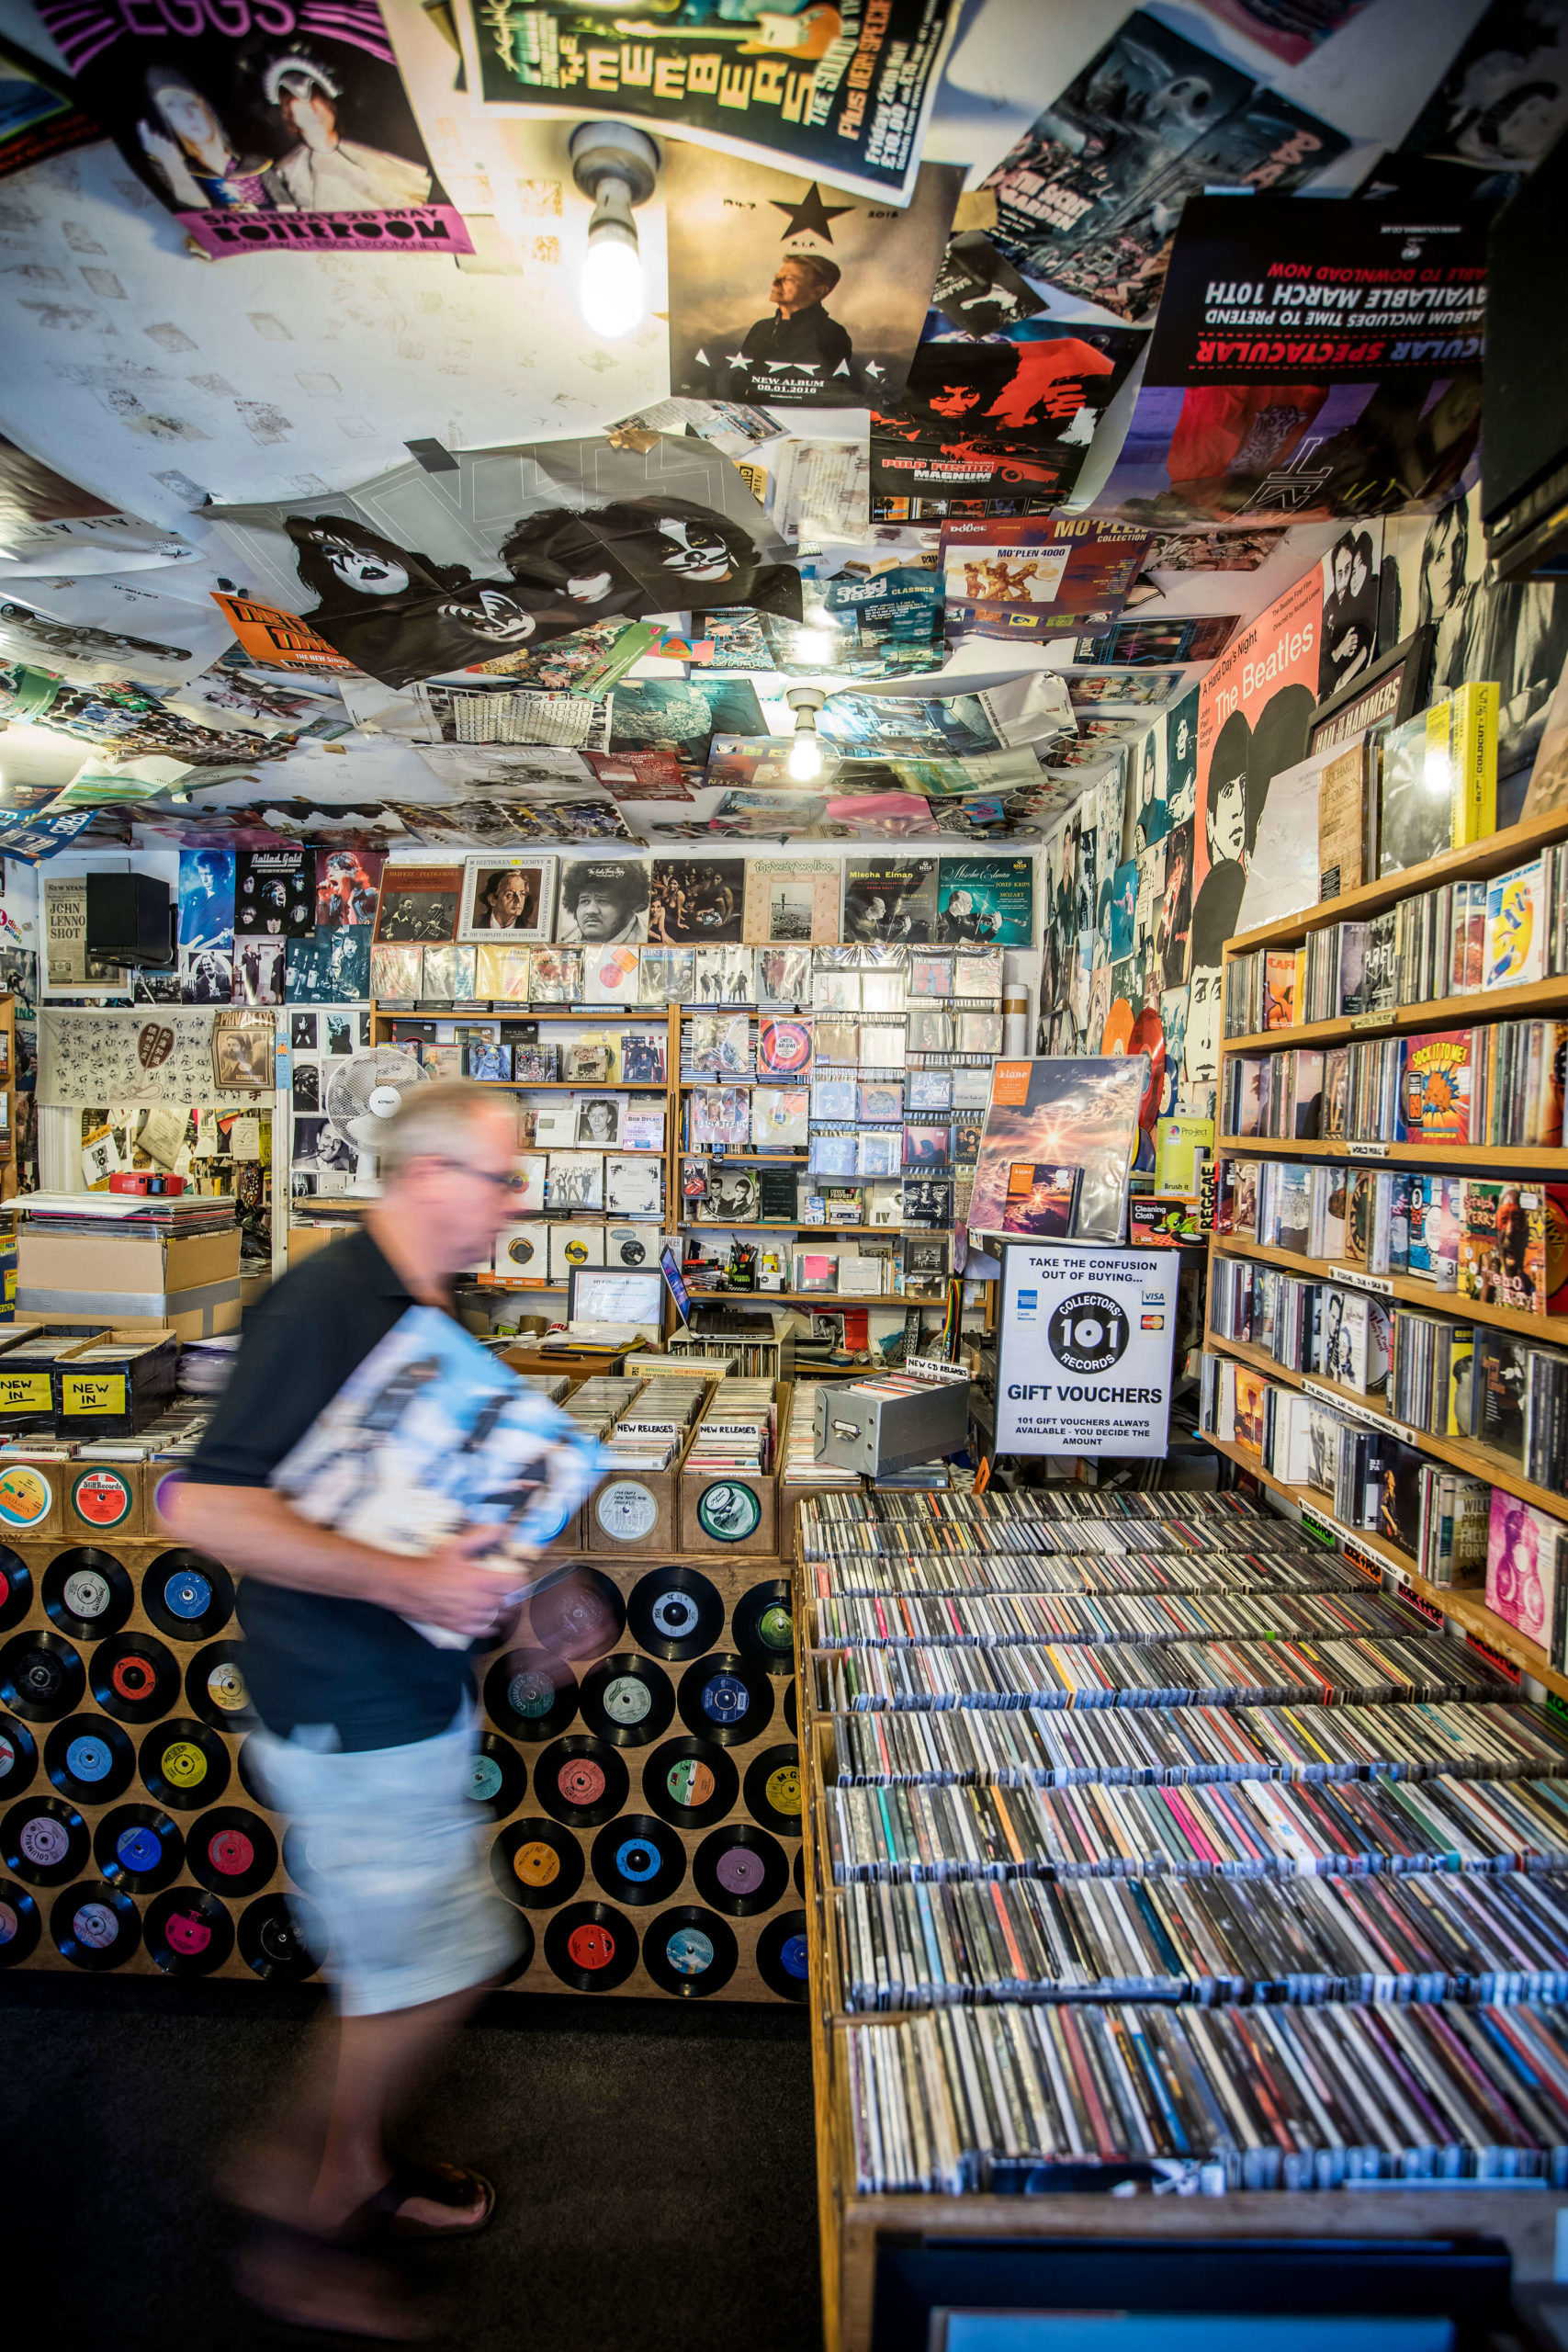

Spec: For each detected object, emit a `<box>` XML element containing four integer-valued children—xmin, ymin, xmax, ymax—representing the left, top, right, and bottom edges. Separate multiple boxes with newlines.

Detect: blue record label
<box><xmin>164</xmin><ymin>1571</ymin><xmax>212</xmax><ymax>1620</ymax></box>
<box><xmin>666</xmin><ymin>1928</ymin><xmax>715</xmax><ymax>1976</ymax></box>
<box><xmin>700</xmin><ymin>1671</ymin><xmax>750</xmax><ymax>1725</ymax></box>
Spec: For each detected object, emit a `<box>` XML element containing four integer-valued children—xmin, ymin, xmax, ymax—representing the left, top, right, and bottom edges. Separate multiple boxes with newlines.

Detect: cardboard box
<box><xmin>53</xmin><ymin>1336</ymin><xmax>178</xmax><ymax>1438</ymax></box>
<box><xmin>17</xmin><ymin>1227</ymin><xmax>242</xmax><ymax>1340</ymax></box>
<box><xmin>288</xmin><ymin>1224</ymin><xmax>352</xmax><ymax>1268</ymax></box>
<box><xmin>0</xmin><ymin>1327</ymin><xmax>107</xmax><ymax>1425</ymax></box>
<box><xmin>587</xmin><ymin>1434</ymin><xmax>694</xmax><ymax>1559</ymax></box>
<box><xmin>679</xmin><ymin>1467</ymin><xmax>779</xmax><ymax>1557</ymax></box>
<box><xmin>0</xmin><ymin>1453</ymin><xmax>65</xmax><ymax>1537</ymax></box>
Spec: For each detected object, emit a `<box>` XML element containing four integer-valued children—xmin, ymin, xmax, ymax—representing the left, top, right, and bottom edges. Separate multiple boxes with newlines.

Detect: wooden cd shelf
<box><xmin>1209</xmin><ymin>1233</ymin><xmax>1568</xmax><ymax>1346</ymax></box>
<box><xmin>1223</xmin><ymin>970</ymin><xmax>1568</xmax><ymax>1056</ymax></box>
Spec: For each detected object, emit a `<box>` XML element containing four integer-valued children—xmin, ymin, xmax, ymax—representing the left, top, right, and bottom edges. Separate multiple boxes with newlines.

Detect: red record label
<box><xmin>72</xmin><ymin>1469</ymin><xmax>133</xmax><ymax>1528</ymax></box>
<box><xmin>209</xmin><ymin>1830</ymin><xmax>254</xmax><ymax>1877</ymax></box>
<box><xmin>164</xmin><ymin>1908</ymin><xmax>212</xmax><ymax>1955</ymax></box>
<box><xmin>566</xmin><ymin>1922</ymin><xmax>615</xmax><ymax>1971</ymax></box>
<box><xmin>558</xmin><ymin>1758</ymin><xmax>606</xmax><ymax>1806</ymax></box>
<box><xmin>111</xmin><ymin>1656</ymin><xmax>155</xmax><ymax>1701</ymax></box>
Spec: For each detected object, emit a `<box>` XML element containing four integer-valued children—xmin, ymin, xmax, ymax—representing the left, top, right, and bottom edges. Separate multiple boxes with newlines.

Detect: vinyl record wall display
<box><xmin>677</xmin><ymin>1652</ymin><xmax>773</xmax><ymax>1748</ymax></box>
<box><xmin>44</xmin><ymin>1713</ymin><xmax>135</xmax><ymax>1806</ymax></box>
<box><xmin>0</xmin><ymin>1551</ymin><xmax>32</xmax><ymax>1633</ymax></box>
<box><xmin>578</xmin><ymin>1653</ymin><xmax>674</xmax><ymax>1747</ymax></box>
<box><xmin>533</xmin><ymin>1736</ymin><xmax>628</xmax><ymax>1829</ymax></box>
<box><xmin>0</xmin><ymin>1713</ymin><xmax>36</xmax><ymax>1801</ymax></box>
<box><xmin>145</xmin><ymin>1886</ymin><xmax>235</xmax><ymax>1976</ymax></box>
<box><xmin>544</xmin><ymin>1900</ymin><xmax>638</xmax><ymax>1992</ymax></box>
<box><xmin>756</xmin><ymin>1911</ymin><xmax>812</xmax><ymax>2003</ymax></box>
<box><xmin>0</xmin><ymin>1878</ymin><xmax>39</xmax><ymax>1966</ymax></box>
<box><xmin>0</xmin><ymin>1630</ymin><xmax>85</xmax><ymax>1721</ymax></box>
<box><xmin>41</xmin><ymin>1549</ymin><xmax>134</xmax><ymax>1643</ymax></box>
<box><xmin>238</xmin><ymin>1894</ymin><xmax>323</xmax><ymax>1983</ymax></box>
<box><xmin>141</xmin><ymin>1551</ymin><xmax>235</xmax><ymax>1643</ymax></box>
<box><xmin>186</xmin><ymin>1808</ymin><xmax>278</xmax><ymax>1898</ymax></box>
<box><xmin>184</xmin><ymin>1641</ymin><xmax>255</xmax><ymax>1731</ymax></box>
<box><xmin>590</xmin><ymin>1814</ymin><xmax>685</xmax><ymax>1906</ymax></box>
<box><xmin>3</xmin><ymin>1794</ymin><xmax>88</xmax><ymax>1886</ymax></box>
<box><xmin>692</xmin><ymin>1825</ymin><xmax>789</xmax><ymax>1918</ymax></box>
<box><xmin>91</xmin><ymin>1633</ymin><xmax>179</xmax><ymax>1724</ymax></box>
<box><xmin>640</xmin><ymin>1737</ymin><xmax>738</xmax><ymax>1830</ymax></box>
<box><xmin>483</xmin><ymin>1648</ymin><xmax>579</xmax><ymax>1741</ymax></box>
<box><xmin>51</xmin><ymin>1879</ymin><xmax>141</xmax><ymax>1970</ymax></box>
<box><xmin>730</xmin><ymin>1581</ymin><xmax>795</xmax><ymax>1675</ymax></box>
<box><xmin>526</xmin><ymin>1568</ymin><xmax>626</xmax><ymax>1662</ymax></box>
<box><xmin>140</xmin><ymin>1719</ymin><xmax>230</xmax><ymax>1811</ymax></box>
<box><xmin>742</xmin><ymin>1746</ymin><xmax>803</xmax><ymax>1839</ymax></box>
<box><xmin>466</xmin><ymin>1732</ymin><xmax>527</xmax><ymax>1820</ymax></box>
<box><xmin>639</xmin><ymin>1905</ymin><xmax>739</xmax><ymax>1998</ymax></box>
<box><xmin>94</xmin><ymin>1804</ymin><xmax>185</xmax><ymax>1894</ymax></box>
<box><xmin>626</xmin><ymin>1566</ymin><xmax>723</xmax><ymax>1660</ymax></box>
<box><xmin>490</xmin><ymin>1816</ymin><xmax>584</xmax><ymax>1911</ymax></box>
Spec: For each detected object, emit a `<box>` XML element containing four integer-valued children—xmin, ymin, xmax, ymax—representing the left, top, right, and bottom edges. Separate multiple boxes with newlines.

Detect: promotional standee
<box><xmin>993</xmin><ymin>1242</ymin><xmax>1180</xmax><ymax>1456</ymax></box>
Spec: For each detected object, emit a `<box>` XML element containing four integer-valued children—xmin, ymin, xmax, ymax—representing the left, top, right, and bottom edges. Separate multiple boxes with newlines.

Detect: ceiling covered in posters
<box><xmin>0</xmin><ymin>0</ymin><xmax>1555</xmax><ymax>872</ymax></box>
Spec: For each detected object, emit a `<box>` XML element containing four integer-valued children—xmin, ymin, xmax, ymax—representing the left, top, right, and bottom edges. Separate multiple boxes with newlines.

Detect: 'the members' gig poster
<box><xmin>38</xmin><ymin>0</ymin><xmax>470</xmax><ymax>261</ymax></box>
<box><xmin>665</xmin><ymin>151</ymin><xmax>964</xmax><ymax>410</ymax></box>
<box><xmin>870</xmin><ymin>321</ymin><xmax>1145</xmax><ymax>515</ymax></box>
<box><xmin>1098</xmin><ymin>197</ymin><xmax>1486</xmax><ymax>524</ymax></box>
<box><xmin>457</xmin><ymin>0</ymin><xmax>961</xmax><ymax>204</ymax></box>
<box><xmin>981</xmin><ymin>10</ymin><xmax>1345</xmax><ymax>322</ymax></box>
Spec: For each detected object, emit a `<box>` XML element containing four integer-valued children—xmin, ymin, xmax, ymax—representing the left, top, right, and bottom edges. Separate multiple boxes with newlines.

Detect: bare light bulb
<box><xmin>787</xmin><ymin>721</ymin><xmax>824</xmax><ymax>783</ymax></box>
<box><xmin>580</xmin><ymin>172</ymin><xmax>645</xmax><ymax>338</ymax></box>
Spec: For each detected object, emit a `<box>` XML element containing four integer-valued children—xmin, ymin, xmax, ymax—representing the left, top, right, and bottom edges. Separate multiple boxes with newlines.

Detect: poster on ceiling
<box><xmin>210</xmin><ymin>435</ymin><xmax>800</xmax><ymax>688</ymax></box>
<box><xmin>869</xmin><ymin>320</ymin><xmax>1146</xmax><ymax>516</ymax></box>
<box><xmin>0</xmin><ymin>49</ymin><xmax>101</xmax><ymax>183</ymax></box>
<box><xmin>1095</xmin><ymin>196</ymin><xmax>1486</xmax><ymax>525</ymax></box>
<box><xmin>1399</xmin><ymin>0</ymin><xmax>1568</xmax><ymax>175</ymax></box>
<box><xmin>939</xmin><ymin>519</ymin><xmax>1152</xmax><ymax>646</ymax></box>
<box><xmin>36</xmin><ymin>0</ymin><xmax>472</xmax><ymax>260</ymax></box>
<box><xmin>980</xmin><ymin>10</ymin><xmax>1347</xmax><ymax>322</ymax></box>
<box><xmin>663</xmin><ymin>149</ymin><xmax>963</xmax><ymax>409</ymax></box>
<box><xmin>454</xmin><ymin>0</ymin><xmax>962</xmax><ymax>205</ymax></box>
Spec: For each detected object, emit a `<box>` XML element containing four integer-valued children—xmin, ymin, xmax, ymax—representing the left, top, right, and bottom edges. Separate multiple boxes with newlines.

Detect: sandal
<box><xmin>235</xmin><ymin>2220</ymin><xmax>433</xmax><ymax>2340</ymax></box>
<box><xmin>350</xmin><ymin>2155</ymin><xmax>497</xmax><ymax>2242</ymax></box>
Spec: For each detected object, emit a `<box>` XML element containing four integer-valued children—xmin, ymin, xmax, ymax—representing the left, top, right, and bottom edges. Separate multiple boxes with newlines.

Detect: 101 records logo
<box><xmin>1045</xmin><ymin>1292</ymin><xmax>1130</xmax><ymax>1376</ymax></box>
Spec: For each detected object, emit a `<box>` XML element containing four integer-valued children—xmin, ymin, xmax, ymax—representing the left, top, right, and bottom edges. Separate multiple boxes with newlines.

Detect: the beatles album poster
<box><xmin>665</xmin><ymin>148</ymin><xmax>964</xmax><ymax>410</ymax></box>
<box><xmin>981</xmin><ymin>10</ymin><xmax>1345</xmax><ymax>322</ymax></box>
<box><xmin>211</xmin><ymin>436</ymin><xmax>800</xmax><ymax>689</ymax></box>
<box><xmin>36</xmin><ymin>0</ymin><xmax>471</xmax><ymax>260</ymax></box>
<box><xmin>870</xmin><ymin>320</ymin><xmax>1145</xmax><ymax>512</ymax></box>
<box><xmin>456</xmin><ymin>0</ymin><xmax>961</xmax><ymax>203</ymax></box>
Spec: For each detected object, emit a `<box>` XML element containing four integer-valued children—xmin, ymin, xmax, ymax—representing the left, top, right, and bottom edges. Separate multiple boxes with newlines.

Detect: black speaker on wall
<box><xmin>85</xmin><ymin>874</ymin><xmax>176</xmax><ymax>967</ymax></box>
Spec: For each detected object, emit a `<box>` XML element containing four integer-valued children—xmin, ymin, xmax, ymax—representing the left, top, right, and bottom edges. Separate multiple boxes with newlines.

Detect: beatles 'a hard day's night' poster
<box><xmin>1100</xmin><ymin>196</ymin><xmax>1487</xmax><ymax>524</ymax></box>
<box><xmin>457</xmin><ymin>0</ymin><xmax>961</xmax><ymax>203</ymax></box>
<box><xmin>664</xmin><ymin>151</ymin><xmax>964</xmax><ymax>411</ymax></box>
<box><xmin>37</xmin><ymin>0</ymin><xmax>469</xmax><ymax>259</ymax></box>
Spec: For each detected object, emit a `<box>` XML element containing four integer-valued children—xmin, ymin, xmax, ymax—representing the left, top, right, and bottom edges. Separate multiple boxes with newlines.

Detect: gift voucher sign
<box><xmin>995</xmin><ymin>1246</ymin><xmax>1179</xmax><ymax>1457</ymax></box>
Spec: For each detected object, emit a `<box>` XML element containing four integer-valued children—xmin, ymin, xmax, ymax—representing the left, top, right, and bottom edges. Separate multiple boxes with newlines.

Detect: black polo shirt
<box><xmin>183</xmin><ymin>1227</ymin><xmax>474</xmax><ymax>1752</ymax></box>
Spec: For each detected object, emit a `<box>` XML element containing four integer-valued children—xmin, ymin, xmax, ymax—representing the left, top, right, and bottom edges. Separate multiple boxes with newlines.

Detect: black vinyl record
<box><xmin>0</xmin><ymin>1549</ymin><xmax>32</xmax><ymax>1633</ymax></box>
<box><xmin>44</xmin><ymin>1713</ymin><xmax>135</xmax><ymax>1805</ymax></box>
<box><xmin>578</xmin><ymin>1653</ymin><xmax>674</xmax><ymax>1748</ymax></box>
<box><xmin>90</xmin><ymin>1631</ymin><xmax>179</xmax><ymax>1724</ymax></box>
<box><xmin>94</xmin><ymin>1803</ymin><xmax>185</xmax><ymax>1894</ymax></box>
<box><xmin>466</xmin><ymin>1731</ymin><xmax>527</xmax><ymax>1821</ymax></box>
<box><xmin>543</xmin><ymin>1899</ymin><xmax>638</xmax><ymax>1992</ymax></box>
<box><xmin>0</xmin><ymin>1876</ymin><xmax>39</xmax><ymax>1966</ymax></box>
<box><xmin>626</xmin><ymin>1566</ymin><xmax>723</xmax><ymax>1661</ymax></box>
<box><xmin>692</xmin><ymin>1824</ymin><xmax>789</xmax><ymax>1918</ymax></box>
<box><xmin>0</xmin><ymin>1710</ymin><xmax>37</xmax><ymax>1800</ymax></box>
<box><xmin>184</xmin><ymin>1640</ymin><xmax>255</xmax><ymax>1732</ymax></box>
<box><xmin>487</xmin><ymin>1899</ymin><xmax>534</xmax><ymax>1984</ymax></box>
<box><xmin>141</xmin><ymin>1548</ymin><xmax>235</xmax><ymax>1642</ymax></box>
<box><xmin>140</xmin><ymin>1717</ymin><xmax>231</xmax><ymax>1812</ymax></box>
<box><xmin>742</xmin><ymin>1744</ymin><xmax>803</xmax><ymax>1839</ymax></box>
<box><xmin>756</xmin><ymin>1908</ymin><xmax>811</xmax><ymax>2002</ymax></box>
<box><xmin>784</xmin><ymin>1679</ymin><xmax>798</xmax><ymax>1738</ymax></box>
<box><xmin>730</xmin><ymin>1579</ymin><xmax>795</xmax><ymax>1675</ymax></box>
<box><xmin>677</xmin><ymin>1651</ymin><xmax>773</xmax><ymax>1749</ymax></box>
<box><xmin>526</xmin><ymin>1568</ymin><xmax>626</xmax><ymax>1663</ymax></box>
<box><xmin>533</xmin><ymin>1735</ymin><xmax>629</xmax><ymax>1828</ymax></box>
<box><xmin>641</xmin><ymin>1736</ymin><xmax>739</xmax><ymax>1831</ymax></box>
<box><xmin>187</xmin><ymin>1807</ymin><xmax>278</xmax><ymax>1898</ymax></box>
<box><xmin>3</xmin><ymin>1793</ymin><xmax>89</xmax><ymax>1885</ymax></box>
<box><xmin>483</xmin><ymin>1647</ymin><xmax>579</xmax><ymax>1742</ymax></box>
<box><xmin>145</xmin><ymin>1885</ymin><xmax>234</xmax><ymax>1975</ymax></box>
<box><xmin>51</xmin><ymin>1878</ymin><xmax>141</xmax><ymax>1969</ymax></box>
<box><xmin>590</xmin><ymin>1813</ymin><xmax>685</xmax><ymax>1906</ymax></box>
<box><xmin>235</xmin><ymin>1733</ymin><xmax>272</xmax><ymax>1808</ymax></box>
<box><xmin>0</xmin><ymin>1629</ymin><xmax>85</xmax><ymax>1722</ymax></box>
<box><xmin>639</xmin><ymin>1905</ymin><xmax>738</xmax><ymax>1998</ymax></box>
<box><xmin>489</xmin><ymin>1815</ymin><xmax>583</xmax><ymax>1911</ymax></box>
<box><xmin>41</xmin><ymin>1548</ymin><xmax>134</xmax><ymax>1643</ymax></box>
<box><xmin>793</xmin><ymin>1847</ymin><xmax>805</xmax><ymax>1898</ymax></box>
<box><xmin>238</xmin><ymin>1893</ymin><xmax>323</xmax><ymax>1982</ymax></box>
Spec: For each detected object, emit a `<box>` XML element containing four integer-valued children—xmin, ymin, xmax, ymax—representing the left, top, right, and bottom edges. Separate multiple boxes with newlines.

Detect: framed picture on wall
<box><xmin>456</xmin><ymin>854</ymin><xmax>558</xmax><ymax>945</ymax></box>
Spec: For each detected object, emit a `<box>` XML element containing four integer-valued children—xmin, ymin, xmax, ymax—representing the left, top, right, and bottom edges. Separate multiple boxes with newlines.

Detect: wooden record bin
<box><xmin>792</xmin><ymin>1607</ymin><xmax>1568</xmax><ymax>2352</ymax></box>
<box><xmin>0</xmin><ymin>1536</ymin><xmax>807</xmax><ymax>2005</ymax></box>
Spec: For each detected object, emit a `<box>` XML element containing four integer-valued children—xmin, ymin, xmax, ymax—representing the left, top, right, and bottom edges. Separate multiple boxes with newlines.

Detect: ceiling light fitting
<box><xmin>785</xmin><ymin>684</ymin><xmax>828</xmax><ymax>783</ymax></box>
<box><xmin>570</xmin><ymin>120</ymin><xmax>660</xmax><ymax>342</ymax></box>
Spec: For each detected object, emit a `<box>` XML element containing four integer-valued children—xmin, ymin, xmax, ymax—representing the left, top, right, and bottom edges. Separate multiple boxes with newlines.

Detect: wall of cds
<box><xmin>0</xmin><ymin>1539</ymin><xmax>807</xmax><ymax>2003</ymax></box>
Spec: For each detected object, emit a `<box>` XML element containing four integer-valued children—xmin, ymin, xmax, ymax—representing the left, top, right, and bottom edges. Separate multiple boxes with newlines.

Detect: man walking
<box><xmin>173</xmin><ymin>1081</ymin><xmax>583</xmax><ymax>2334</ymax></box>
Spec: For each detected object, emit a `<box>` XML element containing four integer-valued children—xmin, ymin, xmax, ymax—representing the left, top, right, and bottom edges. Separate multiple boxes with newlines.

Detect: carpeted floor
<box><xmin>1</xmin><ymin>1974</ymin><xmax>822</xmax><ymax>2349</ymax></box>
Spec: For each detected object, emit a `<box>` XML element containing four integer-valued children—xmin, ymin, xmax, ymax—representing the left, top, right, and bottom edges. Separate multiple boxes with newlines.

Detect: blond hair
<box><xmin>377</xmin><ymin>1079</ymin><xmax>512</xmax><ymax>1178</ymax></box>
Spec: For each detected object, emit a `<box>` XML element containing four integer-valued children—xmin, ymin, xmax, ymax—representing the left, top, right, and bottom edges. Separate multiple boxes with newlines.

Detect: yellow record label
<box><xmin>161</xmin><ymin>1740</ymin><xmax>207</xmax><ymax>1787</ymax></box>
<box><xmin>513</xmin><ymin>1840</ymin><xmax>560</xmax><ymax>1888</ymax></box>
<box><xmin>765</xmin><ymin>1765</ymin><xmax>802</xmax><ymax>1816</ymax></box>
<box><xmin>208</xmin><ymin>1662</ymin><xmax>249</xmax><ymax>1713</ymax></box>
<box><xmin>0</xmin><ymin>1464</ymin><xmax>51</xmax><ymax>1528</ymax></box>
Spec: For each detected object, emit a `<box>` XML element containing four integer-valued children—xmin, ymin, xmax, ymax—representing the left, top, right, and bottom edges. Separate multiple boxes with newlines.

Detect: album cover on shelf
<box><xmin>859</xmin><ymin>1081</ymin><xmax>905</xmax><ymax>1124</ymax></box>
<box><xmin>474</xmin><ymin>944</ymin><xmax>534</xmax><ymax>1002</ymax></box>
<box><xmin>545</xmin><ymin>1153</ymin><xmax>604</xmax><ymax>1213</ymax></box>
<box><xmin>743</xmin><ymin>857</ymin><xmax>841</xmax><ymax>945</ymax></box>
<box><xmin>529</xmin><ymin>947</ymin><xmax>584</xmax><ymax>1003</ymax></box>
<box><xmin>812</xmin><ymin>1078</ymin><xmax>859</xmax><ymax>1123</ymax></box>
<box><xmin>621</xmin><ymin>1031</ymin><xmax>667</xmax><ymax>1085</ymax></box>
<box><xmin>759</xmin><ymin>1015</ymin><xmax>813</xmax><ymax>1080</ymax></box>
<box><xmin>694</xmin><ymin>944</ymin><xmax>757</xmax><ymax>1004</ymax></box>
<box><xmin>649</xmin><ymin>860</ymin><xmax>746</xmax><ymax>944</ymax></box>
<box><xmin>689</xmin><ymin>1088</ymin><xmax>750</xmax><ymax>1148</ymax></box>
<box><xmin>842</xmin><ymin>855</ymin><xmax>939</xmax><ymax>944</ymax></box>
<box><xmin>638</xmin><ymin>946</ymin><xmax>695</xmax><ymax>1005</ymax></box>
<box><xmin>373</xmin><ymin>866</ymin><xmax>462</xmax><ymax>946</ymax></box>
<box><xmin>751</xmin><ymin>1089</ymin><xmax>809</xmax><ymax>1149</ymax></box>
<box><xmin>970</xmin><ymin>1058</ymin><xmax>1145</xmax><ymax>1244</ymax></box>
<box><xmin>690</xmin><ymin>1013</ymin><xmax>753</xmax><ymax>1077</ymax></box>
<box><xmin>758</xmin><ymin>946</ymin><xmax>813</xmax><ymax>1005</ymax></box>
<box><xmin>581</xmin><ymin>944</ymin><xmax>643</xmax><ymax>1006</ymax></box>
<box><xmin>564</xmin><ymin>1033</ymin><xmax>619</xmax><ymax>1085</ymax></box>
<box><xmin>605</xmin><ymin>1156</ymin><xmax>665</xmax><ymax>1218</ymax></box>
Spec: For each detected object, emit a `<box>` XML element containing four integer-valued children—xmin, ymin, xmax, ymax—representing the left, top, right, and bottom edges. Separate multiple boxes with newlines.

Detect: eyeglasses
<box><xmin>431</xmin><ymin>1158</ymin><xmax>521</xmax><ymax>1195</ymax></box>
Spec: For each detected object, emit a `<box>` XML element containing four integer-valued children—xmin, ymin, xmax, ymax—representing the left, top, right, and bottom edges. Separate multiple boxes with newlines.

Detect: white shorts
<box><xmin>249</xmin><ymin>1703</ymin><xmax>520</xmax><ymax>2018</ymax></box>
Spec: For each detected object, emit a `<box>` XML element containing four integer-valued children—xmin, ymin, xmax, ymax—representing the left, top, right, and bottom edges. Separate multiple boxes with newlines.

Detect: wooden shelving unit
<box><xmin>1203</xmin><ymin>815</ymin><xmax>1568</xmax><ymax>1706</ymax></box>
